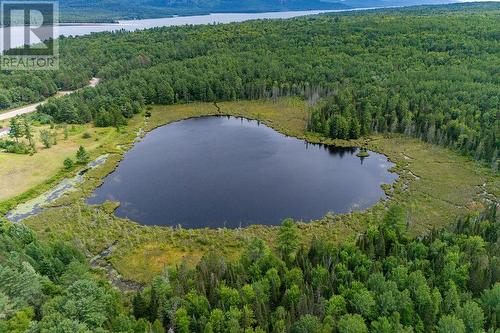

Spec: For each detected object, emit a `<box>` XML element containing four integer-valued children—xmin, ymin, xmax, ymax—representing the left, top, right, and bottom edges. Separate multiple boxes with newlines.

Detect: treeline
<box><xmin>129</xmin><ymin>206</ymin><xmax>499</xmax><ymax>333</ymax></box>
<box><xmin>307</xmin><ymin>83</ymin><xmax>498</xmax><ymax>165</ymax></box>
<box><xmin>1</xmin><ymin>204</ymin><xmax>498</xmax><ymax>332</ymax></box>
<box><xmin>0</xmin><ymin>58</ymin><xmax>92</xmax><ymax>109</ymax></box>
<box><xmin>2</xmin><ymin>3</ymin><xmax>499</xmax><ymax>165</ymax></box>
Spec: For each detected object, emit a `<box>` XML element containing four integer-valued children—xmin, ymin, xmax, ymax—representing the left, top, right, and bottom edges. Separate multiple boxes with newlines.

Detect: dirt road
<box><xmin>0</xmin><ymin>77</ymin><xmax>100</xmax><ymax>122</ymax></box>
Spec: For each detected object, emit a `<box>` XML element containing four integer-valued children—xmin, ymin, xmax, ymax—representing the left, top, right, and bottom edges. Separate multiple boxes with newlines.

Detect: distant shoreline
<box><xmin>0</xmin><ymin>2</ymin><xmax>456</xmax><ymax>25</ymax></box>
<box><xmin>4</xmin><ymin>2</ymin><xmax>491</xmax><ymax>26</ymax></box>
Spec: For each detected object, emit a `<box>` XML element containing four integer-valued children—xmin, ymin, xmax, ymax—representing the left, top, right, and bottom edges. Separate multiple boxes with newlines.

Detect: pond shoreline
<box><xmin>13</xmin><ymin>100</ymin><xmax>497</xmax><ymax>283</ymax></box>
<box><xmin>86</xmin><ymin>114</ymin><xmax>398</xmax><ymax>228</ymax></box>
<box><xmin>2</xmin><ymin>101</ymin><xmax>401</xmax><ymax>229</ymax></box>
<box><xmin>6</xmin><ymin>154</ymin><xmax>109</xmax><ymax>222</ymax></box>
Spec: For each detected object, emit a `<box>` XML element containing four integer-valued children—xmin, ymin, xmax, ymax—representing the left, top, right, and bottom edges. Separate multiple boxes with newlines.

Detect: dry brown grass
<box><xmin>0</xmin><ymin>117</ymin><xmax>143</xmax><ymax>202</ymax></box>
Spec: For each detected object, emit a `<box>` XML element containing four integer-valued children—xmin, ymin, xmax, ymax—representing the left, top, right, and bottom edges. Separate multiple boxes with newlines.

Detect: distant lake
<box><xmin>1</xmin><ymin>8</ymin><xmax>376</xmax><ymax>52</ymax></box>
<box><xmin>87</xmin><ymin>116</ymin><xmax>398</xmax><ymax>228</ymax></box>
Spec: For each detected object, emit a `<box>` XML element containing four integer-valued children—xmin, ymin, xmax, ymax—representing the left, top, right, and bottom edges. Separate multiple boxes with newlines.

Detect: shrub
<box><xmin>63</xmin><ymin>158</ymin><xmax>74</xmax><ymax>170</ymax></box>
<box><xmin>40</xmin><ymin>129</ymin><xmax>52</xmax><ymax>148</ymax></box>
<box><xmin>0</xmin><ymin>140</ymin><xmax>30</xmax><ymax>154</ymax></box>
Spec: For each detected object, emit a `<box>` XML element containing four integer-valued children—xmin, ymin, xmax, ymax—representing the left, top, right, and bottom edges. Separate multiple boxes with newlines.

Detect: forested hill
<box><xmin>1</xmin><ymin>3</ymin><xmax>499</xmax><ymax>167</ymax></box>
<box><xmin>51</xmin><ymin>0</ymin><xmax>453</xmax><ymax>22</ymax></box>
<box><xmin>57</xmin><ymin>0</ymin><xmax>349</xmax><ymax>22</ymax></box>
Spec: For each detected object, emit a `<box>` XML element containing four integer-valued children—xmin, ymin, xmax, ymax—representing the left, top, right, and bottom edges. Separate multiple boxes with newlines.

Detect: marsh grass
<box><xmin>4</xmin><ymin>98</ymin><xmax>497</xmax><ymax>283</ymax></box>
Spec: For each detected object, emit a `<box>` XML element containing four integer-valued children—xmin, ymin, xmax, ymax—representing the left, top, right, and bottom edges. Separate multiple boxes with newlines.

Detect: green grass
<box><xmin>4</xmin><ymin>98</ymin><xmax>496</xmax><ymax>283</ymax></box>
<box><xmin>356</xmin><ymin>150</ymin><xmax>369</xmax><ymax>158</ymax></box>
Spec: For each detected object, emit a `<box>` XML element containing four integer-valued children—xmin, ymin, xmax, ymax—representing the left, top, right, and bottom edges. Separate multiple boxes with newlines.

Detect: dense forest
<box><xmin>2</xmin><ymin>4</ymin><xmax>497</xmax><ymax>166</ymax></box>
<box><xmin>1</xmin><ymin>205</ymin><xmax>498</xmax><ymax>332</ymax></box>
<box><xmin>1</xmin><ymin>4</ymin><xmax>499</xmax><ymax>332</ymax></box>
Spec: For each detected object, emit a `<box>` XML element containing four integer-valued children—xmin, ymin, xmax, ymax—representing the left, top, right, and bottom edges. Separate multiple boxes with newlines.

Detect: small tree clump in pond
<box><xmin>76</xmin><ymin>146</ymin><xmax>89</xmax><ymax>164</ymax></box>
<box><xmin>356</xmin><ymin>148</ymin><xmax>369</xmax><ymax>158</ymax></box>
<box><xmin>63</xmin><ymin>158</ymin><xmax>74</xmax><ymax>170</ymax></box>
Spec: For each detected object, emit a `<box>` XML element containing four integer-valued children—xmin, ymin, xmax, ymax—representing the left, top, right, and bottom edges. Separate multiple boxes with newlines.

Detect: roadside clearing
<box><xmin>0</xmin><ymin>77</ymin><xmax>100</xmax><ymax>123</ymax></box>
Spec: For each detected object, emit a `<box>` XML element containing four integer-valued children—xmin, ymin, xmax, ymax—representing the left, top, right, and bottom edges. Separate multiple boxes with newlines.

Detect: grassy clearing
<box><xmin>0</xmin><ymin>116</ymin><xmax>143</xmax><ymax>208</ymax></box>
<box><xmin>2</xmin><ymin>98</ymin><xmax>496</xmax><ymax>283</ymax></box>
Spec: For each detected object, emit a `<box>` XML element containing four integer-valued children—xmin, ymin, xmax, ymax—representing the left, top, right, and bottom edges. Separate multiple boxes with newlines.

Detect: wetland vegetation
<box><xmin>0</xmin><ymin>3</ymin><xmax>498</xmax><ymax>333</ymax></box>
<box><xmin>1</xmin><ymin>99</ymin><xmax>499</xmax><ymax>332</ymax></box>
<box><xmin>87</xmin><ymin>116</ymin><xmax>397</xmax><ymax>228</ymax></box>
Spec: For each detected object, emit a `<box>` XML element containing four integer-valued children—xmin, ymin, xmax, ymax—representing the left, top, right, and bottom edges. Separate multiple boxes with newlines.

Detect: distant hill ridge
<box><xmin>42</xmin><ymin>0</ymin><xmax>456</xmax><ymax>22</ymax></box>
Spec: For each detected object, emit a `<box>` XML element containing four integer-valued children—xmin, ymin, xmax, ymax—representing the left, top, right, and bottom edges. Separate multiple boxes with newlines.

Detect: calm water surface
<box><xmin>87</xmin><ymin>116</ymin><xmax>397</xmax><ymax>228</ymax></box>
<box><xmin>1</xmin><ymin>9</ymin><xmax>377</xmax><ymax>52</ymax></box>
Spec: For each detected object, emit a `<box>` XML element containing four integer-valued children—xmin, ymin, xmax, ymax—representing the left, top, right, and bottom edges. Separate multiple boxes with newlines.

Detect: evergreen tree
<box><xmin>328</xmin><ymin>114</ymin><xmax>349</xmax><ymax>140</ymax></box>
<box><xmin>63</xmin><ymin>158</ymin><xmax>74</xmax><ymax>170</ymax></box>
<box><xmin>277</xmin><ymin>218</ymin><xmax>300</xmax><ymax>263</ymax></box>
<box><xmin>349</xmin><ymin>117</ymin><xmax>361</xmax><ymax>139</ymax></box>
<box><xmin>8</xmin><ymin>117</ymin><xmax>23</xmax><ymax>143</ymax></box>
<box><xmin>22</xmin><ymin>117</ymin><xmax>35</xmax><ymax>153</ymax></box>
<box><xmin>75</xmin><ymin>146</ymin><xmax>89</xmax><ymax>164</ymax></box>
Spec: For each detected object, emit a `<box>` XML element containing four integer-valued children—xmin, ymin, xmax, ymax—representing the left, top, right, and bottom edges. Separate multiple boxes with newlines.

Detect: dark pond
<box><xmin>87</xmin><ymin>116</ymin><xmax>397</xmax><ymax>228</ymax></box>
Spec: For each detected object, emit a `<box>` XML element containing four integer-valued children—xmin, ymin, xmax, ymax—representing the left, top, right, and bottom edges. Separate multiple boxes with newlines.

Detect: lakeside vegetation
<box><xmin>0</xmin><ymin>3</ymin><xmax>498</xmax><ymax>167</ymax></box>
<box><xmin>0</xmin><ymin>113</ymin><xmax>142</xmax><ymax>203</ymax></box>
<box><xmin>7</xmin><ymin>100</ymin><xmax>496</xmax><ymax>284</ymax></box>
<box><xmin>1</xmin><ymin>199</ymin><xmax>498</xmax><ymax>332</ymax></box>
<box><xmin>0</xmin><ymin>3</ymin><xmax>499</xmax><ymax>332</ymax></box>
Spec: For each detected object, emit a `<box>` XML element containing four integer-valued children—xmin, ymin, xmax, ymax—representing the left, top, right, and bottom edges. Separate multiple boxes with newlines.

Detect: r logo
<box><xmin>1</xmin><ymin>1</ymin><xmax>59</xmax><ymax>70</ymax></box>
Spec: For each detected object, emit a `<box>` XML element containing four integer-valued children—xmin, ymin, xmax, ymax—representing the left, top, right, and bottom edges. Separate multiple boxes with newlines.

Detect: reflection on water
<box><xmin>88</xmin><ymin>116</ymin><xmax>397</xmax><ymax>228</ymax></box>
